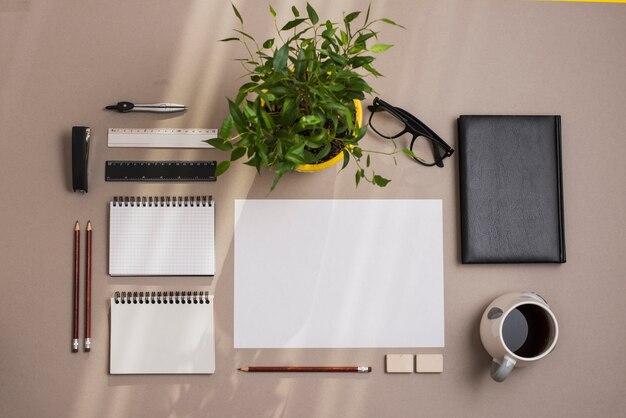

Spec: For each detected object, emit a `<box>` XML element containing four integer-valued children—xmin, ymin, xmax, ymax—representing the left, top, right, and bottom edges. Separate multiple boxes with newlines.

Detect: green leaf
<box><xmin>257</xmin><ymin>89</ymin><xmax>275</xmax><ymax>105</ymax></box>
<box><xmin>215</xmin><ymin>160</ymin><xmax>231</xmax><ymax>176</ymax></box>
<box><xmin>231</xmin><ymin>3</ymin><xmax>243</xmax><ymax>24</ymax></box>
<box><xmin>354</xmin><ymin>125</ymin><xmax>368</xmax><ymax>141</ymax></box>
<box><xmin>365</xmin><ymin>3</ymin><xmax>371</xmax><ymax>25</ymax></box>
<box><xmin>298</xmin><ymin>115</ymin><xmax>322</xmax><ymax>127</ymax></box>
<box><xmin>219</xmin><ymin>37</ymin><xmax>240</xmax><ymax>42</ymax></box>
<box><xmin>244</xmin><ymin>155</ymin><xmax>262</xmax><ymax>171</ymax></box>
<box><xmin>294</xmin><ymin>48</ymin><xmax>306</xmax><ymax>80</ymax></box>
<box><xmin>341</xmin><ymin>149</ymin><xmax>350</xmax><ymax>170</ymax></box>
<box><xmin>355</xmin><ymin>170</ymin><xmax>362</xmax><ymax>186</ymax></box>
<box><xmin>230</xmin><ymin>147</ymin><xmax>246</xmax><ymax>161</ymax></box>
<box><xmin>327</xmin><ymin>82</ymin><xmax>345</xmax><ymax>92</ymax></box>
<box><xmin>227</xmin><ymin>98</ymin><xmax>246</xmax><ymax>131</ymax></box>
<box><xmin>352</xmin><ymin>147</ymin><xmax>363</xmax><ymax>159</ymax></box>
<box><xmin>402</xmin><ymin>148</ymin><xmax>426</xmax><ymax>163</ymax></box>
<box><xmin>285</xmin><ymin>142</ymin><xmax>306</xmax><ymax>164</ymax></box>
<box><xmin>370</xmin><ymin>43</ymin><xmax>393</xmax><ymax>53</ymax></box>
<box><xmin>270</xmin><ymin>171</ymin><xmax>286</xmax><ymax>191</ymax></box>
<box><xmin>287</xmin><ymin>26</ymin><xmax>313</xmax><ymax>43</ymax></box>
<box><xmin>242</xmin><ymin>102</ymin><xmax>256</xmax><ymax>119</ymax></box>
<box><xmin>327</xmin><ymin>51</ymin><xmax>348</xmax><ymax>66</ymax></box>
<box><xmin>346</xmin><ymin>78</ymin><xmax>371</xmax><ymax>93</ymax></box>
<box><xmin>306</xmin><ymin>3</ymin><xmax>319</xmax><ymax>25</ymax></box>
<box><xmin>281</xmin><ymin>18</ymin><xmax>306</xmax><ymax>31</ymax></box>
<box><xmin>234</xmin><ymin>29</ymin><xmax>255</xmax><ymax>41</ymax></box>
<box><xmin>263</xmin><ymin>38</ymin><xmax>275</xmax><ymax>49</ymax></box>
<box><xmin>349</xmin><ymin>56</ymin><xmax>375</xmax><ymax>68</ymax></box>
<box><xmin>366</xmin><ymin>154</ymin><xmax>371</xmax><ymax>167</ymax></box>
<box><xmin>373</xmin><ymin>174</ymin><xmax>391</xmax><ymax>187</ymax></box>
<box><xmin>259</xmin><ymin>106</ymin><xmax>273</xmax><ymax>130</ymax></box>
<box><xmin>381</xmin><ymin>18</ymin><xmax>406</xmax><ymax>29</ymax></box>
<box><xmin>363</xmin><ymin>64</ymin><xmax>383</xmax><ymax>77</ymax></box>
<box><xmin>291</xmin><ymin>6</ymin><xmax>300</xmax><ymax>17</ymax></box>
<box><xmin>321</xmin><ymin>28</ymin><xmax>336</xmax><ymax>40</ymax></box>
<box><xmin>347</xmin><ymin>44</ymin><xmax>365</xmax><ymax>55</ymax></box>
<box><xmin>344</xmin><ymin>11</ymin><xmax>361</xmax><ymax>24</ymax></box>
<box><xmin>273</xmin><ymin>43</ymin><xmax>289</xmax><ymax>72</ymax></box>
<box><xmin>280</xmin><ymin>96</ymin><xmax>301</xmax><ymax>126</ymax></box>
<box><xmin>236</xmin><ymin>82</ymin><xmax>259</xmax><ymax>104</ymax></box>
<box><xmin>340</xmin><ymin>30</ymin><xmax>349</xmax><ymax>46</ymax></box>
<box><xmin>218</xmin><ymin>114</ymin><xmax>234</xmax><ymax>140</ymax></box>
<box><xmin>206</xmin><ymin>137</ymin><xmax>230</xmax><ymax>151</ymax></box>
<box><xmin>269</xmin><ymin>5</ymin><xmax>276</xmax><ymax>17</ymax></box>
<box><xmin>356</xmin><ymin>32</ymin><xmax>377</xmax><ymax>44</ymax></box>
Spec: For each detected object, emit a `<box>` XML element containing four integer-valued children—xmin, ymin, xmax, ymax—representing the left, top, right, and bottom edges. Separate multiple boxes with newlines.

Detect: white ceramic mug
<box><xmin>479</xmin><ymin>292</ymin><xmax>559</xmax><ymax>382</ymax></box>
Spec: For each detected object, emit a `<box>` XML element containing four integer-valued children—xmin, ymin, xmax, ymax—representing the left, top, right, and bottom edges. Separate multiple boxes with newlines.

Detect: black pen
<box><xmin>105</xmin><ymin>101</ymin><xmax>187</xmax><ymax>113</ymax></box>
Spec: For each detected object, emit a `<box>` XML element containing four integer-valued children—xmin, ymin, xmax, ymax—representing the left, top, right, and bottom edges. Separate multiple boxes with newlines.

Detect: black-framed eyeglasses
<box><xmin>367</xmin><ymin>97</ymin><xmax>454</xmax><ymax>167</ymax></box>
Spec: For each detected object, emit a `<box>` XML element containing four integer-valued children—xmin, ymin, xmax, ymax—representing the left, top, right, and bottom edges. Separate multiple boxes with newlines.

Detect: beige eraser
<box><xmin>415</xmin><ymin>354</ymin><xmax>443</xmax><ymax>373</ymax></box>
<box><xmin>385</xmin><ymin>354</ymin><xmax>414</xmax><ymax>373</ymax></box>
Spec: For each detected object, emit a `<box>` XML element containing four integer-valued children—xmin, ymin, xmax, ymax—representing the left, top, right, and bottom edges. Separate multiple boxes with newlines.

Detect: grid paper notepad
<box><xmin>109</xmin><ymin>196</ymin><xmax>215</xmax><ymax>276</ymax></box>
<box><xmin>110</xmin><ymin>291</ymin><xmax>215</xmax><ymax>374</ymax></box>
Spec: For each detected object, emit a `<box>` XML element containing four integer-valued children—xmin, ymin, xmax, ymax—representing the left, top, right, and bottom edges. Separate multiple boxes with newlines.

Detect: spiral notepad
<box><xmin>108</xmin><ymin>196</ymin><xmax>215</xmax><ymax>276</ymax></box>
<box><xmin>110</xmin><ymin>291</ymin><xmax>215</xmax><ymax>374</ymax></box>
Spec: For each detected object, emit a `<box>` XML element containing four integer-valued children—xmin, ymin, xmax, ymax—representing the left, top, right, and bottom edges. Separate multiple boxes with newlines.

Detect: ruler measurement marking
<box><xmin>105</xmin><ymin>160</ymin><xmax>217</xmax><ymax>182</ymax></box>
<box><xmin>108</xmin><ymin>128</ymin><xmax>217</xmax><ymax>148</ymax></box>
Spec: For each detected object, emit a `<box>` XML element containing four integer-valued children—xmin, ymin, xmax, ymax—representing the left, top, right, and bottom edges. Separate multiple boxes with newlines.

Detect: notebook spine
<box><xmin>113</xmin><ymin>291</ymin><xmax>211</xmax><ymax>304</ymax></box>
<box><xmin>112</xmin><ymin>195</ymin><xmax>212</xmax><ymax>207</ymax></box>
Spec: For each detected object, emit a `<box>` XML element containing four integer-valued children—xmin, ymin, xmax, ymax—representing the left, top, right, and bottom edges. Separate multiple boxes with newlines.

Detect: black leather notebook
<box><xmin>458</xmin><ymin>115</ymin><xmax>565</xmax><ymax>264</ymax></box>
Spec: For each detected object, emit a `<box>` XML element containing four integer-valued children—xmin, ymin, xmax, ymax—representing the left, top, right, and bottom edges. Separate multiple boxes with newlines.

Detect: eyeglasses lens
<box><xmin>369</xmin><ymin>110</ymin><xmax>406</xmax><ymax>138</ymax></box>
<box><xmin>410</xmin><ymin>136</ymin><xmax>447</xmax><ymax>165</ymax></box>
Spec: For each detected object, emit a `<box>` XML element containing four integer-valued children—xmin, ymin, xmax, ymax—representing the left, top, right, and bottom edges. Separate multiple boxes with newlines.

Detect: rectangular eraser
<box><xmin>415</xmin><ymin>354</ymin><xmax>443</xmax><ymax>373</ymax></box>
<box><xmin>385</xmin><ymin>354</ymin><xmax>414</xmax><ymax>373</ymax></box>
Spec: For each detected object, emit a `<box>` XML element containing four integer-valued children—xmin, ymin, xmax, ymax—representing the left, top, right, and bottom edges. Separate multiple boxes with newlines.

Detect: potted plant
<box><xmin>208</xmin><ymin>3</ymin><xmax>404</xmax><ymax>189</ymax></box>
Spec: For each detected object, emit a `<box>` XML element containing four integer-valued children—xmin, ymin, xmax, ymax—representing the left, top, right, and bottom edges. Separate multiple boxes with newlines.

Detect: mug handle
<box><xmin>491</xmin><ymin>356</ymin><xmax>516</xmax><ymax>382</ymax></box>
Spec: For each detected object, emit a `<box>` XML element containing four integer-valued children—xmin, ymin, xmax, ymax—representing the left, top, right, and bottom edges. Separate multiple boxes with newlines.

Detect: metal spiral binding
<box><xmin>112</xmin><ymin>195</ymin><xmax>212</xmax><ymax>207</ymax></box>
<box><xmin>113</xmin><ymin>291</ymin><xmax>210</xmax><ymax>304</ymax></box>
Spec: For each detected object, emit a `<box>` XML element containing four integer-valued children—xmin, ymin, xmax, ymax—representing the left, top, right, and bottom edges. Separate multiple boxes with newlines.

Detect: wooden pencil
<box><xmin>238</xmin><ymin>366</ymin><xmax>372</xmax><ymax>373</ymax></box>
<box><xmin>84</xmin><ymin>221</ymin><xmax>92</xmax><ymax>351</ymax></box>
<box><xmin>72</xmin><ymin>221</ymin><xmax>80</xmax><ymax>352</ymax></box>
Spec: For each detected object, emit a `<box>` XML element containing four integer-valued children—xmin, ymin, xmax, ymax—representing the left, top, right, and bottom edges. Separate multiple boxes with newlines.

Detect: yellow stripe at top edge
<box><xmin>533</xmin><ymin>0</ymin><xmax>626</xmax><ymax>3</ymax></box>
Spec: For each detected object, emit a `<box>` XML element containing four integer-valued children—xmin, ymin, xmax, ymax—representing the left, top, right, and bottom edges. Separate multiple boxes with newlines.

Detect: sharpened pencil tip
<box><xmin>75</xmin><ymin>221</ymin><xmax>80</xmax><ymax>230</ymax></box>
<box><xmin>87</xmin><ymin>221</ymin><xmax>92</xmax><ymax>230</ymax></box>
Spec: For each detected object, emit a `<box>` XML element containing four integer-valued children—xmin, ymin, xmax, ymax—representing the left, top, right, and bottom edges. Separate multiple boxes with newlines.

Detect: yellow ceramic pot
<box><xmin>296</xmin><ymin>99</ymin><xmax>363</xmax><ymax>173</ymax></box>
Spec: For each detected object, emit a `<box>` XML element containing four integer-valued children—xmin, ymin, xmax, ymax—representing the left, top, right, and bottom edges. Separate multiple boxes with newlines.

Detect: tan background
<box><xmin>1</xmin><ymin>1</ymin><xmax>625</xmax><ymax>417</ymax></box>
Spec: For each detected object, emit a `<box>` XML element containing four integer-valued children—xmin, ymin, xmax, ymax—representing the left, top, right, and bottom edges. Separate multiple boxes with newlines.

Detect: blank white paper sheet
<box><xmin>234</xmin><ymin>199</ymin><xmax>444</xmax><ymax>348</ymax></box>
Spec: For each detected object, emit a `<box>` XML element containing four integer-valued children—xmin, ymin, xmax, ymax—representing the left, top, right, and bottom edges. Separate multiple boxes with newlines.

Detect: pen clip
<box><xmin>105</xmin><ymin>101</ymin><xmax>135</xmax><ymax>112</ymax></box>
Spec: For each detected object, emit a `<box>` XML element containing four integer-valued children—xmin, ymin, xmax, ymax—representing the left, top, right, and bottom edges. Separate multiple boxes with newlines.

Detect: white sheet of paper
<box><xmin>234</xmin><ymin>199</ymin><xmax>444</xmax><ymax>348</ymax></box>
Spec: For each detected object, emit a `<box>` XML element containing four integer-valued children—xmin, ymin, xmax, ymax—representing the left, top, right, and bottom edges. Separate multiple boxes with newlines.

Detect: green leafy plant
<box><xmin>208</xmin><ymin>2</ymin><xmax>404</xmax><ymax>189</ymax></box>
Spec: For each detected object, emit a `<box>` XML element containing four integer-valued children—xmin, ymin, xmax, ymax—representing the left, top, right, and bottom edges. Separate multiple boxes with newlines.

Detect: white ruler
<box><xmin>108</xmin><ymin>128</ymin><xmax>217</xmax><ymax>148</ymax></box>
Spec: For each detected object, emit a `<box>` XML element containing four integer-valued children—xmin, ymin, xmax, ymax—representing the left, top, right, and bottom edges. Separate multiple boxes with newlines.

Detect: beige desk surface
<box><xmin>2</xmin><ymin>1</ymin><xmax>625</xmax><ymax>417</ymax></box>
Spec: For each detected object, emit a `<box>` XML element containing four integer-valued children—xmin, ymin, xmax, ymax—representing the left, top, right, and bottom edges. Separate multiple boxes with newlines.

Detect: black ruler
<box><xmin>105</xmin><ymin>160</ymin><xmax>216</xmax><ymax>182</ymax></box>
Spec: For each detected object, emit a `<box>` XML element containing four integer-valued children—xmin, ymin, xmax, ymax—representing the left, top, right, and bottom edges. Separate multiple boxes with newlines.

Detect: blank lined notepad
<box><xmin>109</xmin><ymin>196</ymin><xmax>215</xmax><ymax>276</ymax></box>
<box><xmin>110</xmin><ymin>291</ymin><xmax>215</xmax><ymax>374</ymax></box>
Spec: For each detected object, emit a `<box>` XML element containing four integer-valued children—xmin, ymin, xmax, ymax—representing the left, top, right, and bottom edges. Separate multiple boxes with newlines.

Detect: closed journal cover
<box><xmin>458</xmin><ymin>115</ymin><xmax>565</xmax><ymax>263</ymax></box>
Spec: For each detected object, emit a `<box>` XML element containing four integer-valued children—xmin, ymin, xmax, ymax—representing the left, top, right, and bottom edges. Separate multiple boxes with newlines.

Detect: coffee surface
<box><xmin>502</xmin><ymin>304</ymin><xmax>552</xmax><ymax>358</ymax></box>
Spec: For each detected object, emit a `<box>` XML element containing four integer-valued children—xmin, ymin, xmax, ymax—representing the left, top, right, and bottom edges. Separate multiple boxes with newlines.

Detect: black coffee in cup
<box><xmin>502</xmin><ymin>304</ymin><xmax>554</xmax><ymax>358</ymax></box>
